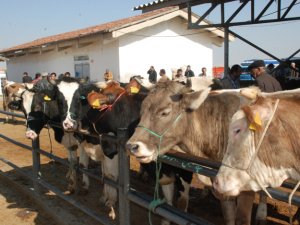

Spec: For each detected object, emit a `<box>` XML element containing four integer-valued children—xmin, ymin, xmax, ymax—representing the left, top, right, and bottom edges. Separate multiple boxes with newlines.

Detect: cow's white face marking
<box><xmin>57</xmin><ymin>81</ymin><xmax>79</xmax><ymax>130</ymax></box>
<box><xmin>22</xmin><ymin>90</ymin><xmax>34</xmax><ymax>118</ymax></box>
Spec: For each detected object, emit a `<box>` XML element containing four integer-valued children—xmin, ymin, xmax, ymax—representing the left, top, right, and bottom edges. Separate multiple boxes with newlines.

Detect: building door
<box><xmin>74</xmin><ymin>55</ymin><xmax>90</xmax><ymax>80</ymax></box>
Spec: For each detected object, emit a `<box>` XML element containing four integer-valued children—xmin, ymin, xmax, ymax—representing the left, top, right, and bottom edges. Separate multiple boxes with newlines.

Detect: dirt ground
<box><xmin>0</xmin><ymin>108</ymin><xmax>299</xmax><ymax>225</ymax></box>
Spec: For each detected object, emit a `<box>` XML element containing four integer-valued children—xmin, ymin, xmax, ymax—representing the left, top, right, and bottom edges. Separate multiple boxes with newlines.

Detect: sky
<box><xmin>0</xmin><ymin>0</ymin><xmax>299</xmax><ymax>68</ymax></box>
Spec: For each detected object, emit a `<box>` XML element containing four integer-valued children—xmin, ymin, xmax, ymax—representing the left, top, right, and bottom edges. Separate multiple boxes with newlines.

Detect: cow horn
<box><xmin>240</xmin><ymin>86</ymin><xmax>261</xmax><ymax>100</ymax></box>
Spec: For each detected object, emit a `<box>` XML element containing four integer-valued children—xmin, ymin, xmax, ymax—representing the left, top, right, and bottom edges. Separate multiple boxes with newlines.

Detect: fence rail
<box><xmin>1</xmin><ymin>109</ymin><xmax>300</xmax><ymax>225</ymax></box>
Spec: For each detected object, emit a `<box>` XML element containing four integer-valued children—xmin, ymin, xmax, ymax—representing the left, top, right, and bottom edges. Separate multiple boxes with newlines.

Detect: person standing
<box><xmin>221</xmin><ymin>64</ymin><xmax>242</xmax><ymax>89</ymax></box>
<box><xmin>184</xmin><ymin>65</ymin><xmax>195</xmax><ymax>78</ymax></box>
<box><xmin>22</xmin><ymin>72</ymin><xmax>32</xmax><ymax>83</ymax></box>
<box><xmin>199</xmin><ymin>67</ymin><xmax>207</xmax><ymax>77</ymax></box>
<box><xmin>49</xmin><ymin>72</ymin><xmax>57</xmax><ymax>81</ymax></box>
<box><xmin>290</xmin><ymin>62</ymin><xmax>299</xmax><ymax>78</ymax></box>
<box><xmin>64</xmin><ymin>72</ymin><xmax>71</xmax><ymax>77</ymax></box>
<box><xmin>147</xmin><ymin>66</ymin><xmax>157</xmax><ymax>84</ymax></box>
<box><xmin>103</xmin><ymin>69</ymin><xmax>113</xmax><ymax>82</ymax></box>
<box><xmin>173</xmin><ymin>68</ymin><xmax>185</xmax><ymax>82</ymax></box>
<box><xmin>158</xmin><ymin>69</ymin><xmax>169</xmax><ymax>82</ymax></box>
<box><xmin>248</xmin><ymin>60</ymin><xmax>282</xmax><ymax>92</ymax></box>
<box><xmin>32</xmin><ymin>72</ymin><xmax>42</xmax><ymax>84</ymax></box>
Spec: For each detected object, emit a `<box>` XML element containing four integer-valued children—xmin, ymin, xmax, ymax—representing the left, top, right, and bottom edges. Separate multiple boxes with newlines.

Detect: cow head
<box><xmin>3</xmin><ymin>82</ymin><xmax>26</xmax><ymax>111</ymax></box>
<box><xmin>20</xmin><ymin>80</ymin><xmax>59</xmax><ymax>140</ymax></box>
<box><xmin>55</xmin><ymin>77</ymin><xmax>82</xmax><ymax>131</ymax></box>
<box><xmin>213</xmin><ymin>97</ymin><xmax>291</xmax><ymax>196</ymax></box>
<box><xmin>126</xmin><ymin>79</ymin><xmax>211</xmax><ymax>163</ymax></box>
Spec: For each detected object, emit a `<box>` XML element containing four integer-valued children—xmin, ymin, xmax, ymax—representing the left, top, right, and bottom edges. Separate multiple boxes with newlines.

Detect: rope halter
<box><xmin>136</xmin><ymin>111</ymin><xmax>183</xmax><ymax>224</ymax></box>
<box><xmin>222</xmin><ymin>98</ymin><xmax>280</xmax><ymax>198</ymax></box>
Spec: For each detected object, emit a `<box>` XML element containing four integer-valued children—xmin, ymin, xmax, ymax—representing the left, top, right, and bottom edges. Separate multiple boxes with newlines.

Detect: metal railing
<box><xmin>0</xmin><ymin>110</ymin><xmax>213</xmax><ymax>225</ymax></box>
<box><xmin>1</xmin><ymin>109</ymin><xmax>300</xmax><ymax>225</ymax></box>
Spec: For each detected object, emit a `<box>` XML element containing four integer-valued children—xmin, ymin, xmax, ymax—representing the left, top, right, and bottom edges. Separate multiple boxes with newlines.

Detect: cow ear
<box><xmin>181</xmin><ymin>88</ymin><xmax>210</xmax><ymax>111</ymax></box>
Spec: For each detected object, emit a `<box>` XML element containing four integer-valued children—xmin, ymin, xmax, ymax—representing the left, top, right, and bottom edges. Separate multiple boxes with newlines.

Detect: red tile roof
<box><xmin>0</xmin><ymin>7</ymin><xmax>178</xmax><ymax>54</ymax></box>
<box><xmin>134</xmin><ymin>0</ymin><xmax>237</xmax><ymax>11</ymax></box>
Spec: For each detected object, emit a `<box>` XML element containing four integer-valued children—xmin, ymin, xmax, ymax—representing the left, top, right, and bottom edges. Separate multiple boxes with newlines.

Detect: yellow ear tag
<box><xmin>130</xmin><ymin>86</ymin><xmax>140</xmax><ymax>94</ymax></box>
<box><xmin>92</xmin><ymin>100</ymin><xmax>101</xmax><ymax>109</ymax></box>
<box><xmin>44</xmin><ymin>95</ymin><xmax>51</xmax><ymax>101</ymax></box>
<box><xmin>249</xmin><ymin>112</ymin><xmax>262</xmax><ymax>131</ymax></box>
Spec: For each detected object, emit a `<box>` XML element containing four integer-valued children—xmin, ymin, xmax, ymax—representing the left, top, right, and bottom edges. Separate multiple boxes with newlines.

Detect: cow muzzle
<box><xmin>213</xmin><ymin>174</ymin><xmax>241</xmax><ymax>197</ymax></box>
<box><xmin>25</xmin><ymin>129</ymin><xmax>38</xmax><ymax>140</ymax></box>
<box><xmin>63</xmin><ymin>118</ymin><xmax>77</xmax><ymax>131</ymax></box>
<box><xmin>8</xmin><ymin>100</ymin><xmax>22</xmax><ymax>110</ymax></box>
<box><xmin>126</xmin><ymin>141</ymin><xmax>156</xmax><ymax>163</ymax></box>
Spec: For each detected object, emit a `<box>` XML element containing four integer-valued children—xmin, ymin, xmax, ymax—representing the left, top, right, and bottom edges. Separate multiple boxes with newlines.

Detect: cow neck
<box><xmin>223</xmin><ymin>98</ymin><xmax>280</xmax><ymax>199</ymax></box>
<box><xmin>91</xmin><ymin>90</ymin><xmax>126</xmax><ymax>135</ymax></box>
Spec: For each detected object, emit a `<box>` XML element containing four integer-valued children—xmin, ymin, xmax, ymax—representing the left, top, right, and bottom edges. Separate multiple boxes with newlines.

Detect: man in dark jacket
<box><xmin>184</xmin><ymin>65</ymin><xmax>195</xmax><ymax>77</ymax></box>
<box><xmin>147</xmin><ymin>66</ymin><xmax>157</xmax><ymax>84</ymax></box>
<box><xmin>248</xmin><ymin>60</ymin><xmax>282</xmax><ymax>92</ymax></box>
<box><xmin>22</xmin><ymin>72</ymin><xmax>32</xmax><ymax>83</ymax></box>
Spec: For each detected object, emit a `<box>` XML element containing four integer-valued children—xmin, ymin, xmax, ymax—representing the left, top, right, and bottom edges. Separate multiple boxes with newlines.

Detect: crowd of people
<box><xmin>143</xmin><ymin>60</ymin><xmax>299</xmax><ymax>92</ymax></box>
<box><xmin>22</xmin><ymin>71</ymin><xmax>72</xmax><ymax>84</ymax></box>
<box><xmin>21</xmin><ymin>60</ymin><xmax>298</xmax><ymax>93</ymax></box>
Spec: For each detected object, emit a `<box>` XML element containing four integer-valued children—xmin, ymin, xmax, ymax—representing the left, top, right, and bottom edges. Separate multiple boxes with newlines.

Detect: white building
<box><xmin>0</xmin><ymin>7</ymin><xmax>233</xmax><ymax>83</ymax></box>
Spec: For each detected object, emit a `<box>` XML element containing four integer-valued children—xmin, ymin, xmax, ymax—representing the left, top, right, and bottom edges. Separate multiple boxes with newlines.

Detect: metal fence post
<box><xmin>32</xmin><ymin>137</ymin><xmax>41</xmax><ymax>193</ymax></box>
<box><xmin>117</xmin><ymin>128</ymin><xmax>130</xmax><ymax>225</ymax></box>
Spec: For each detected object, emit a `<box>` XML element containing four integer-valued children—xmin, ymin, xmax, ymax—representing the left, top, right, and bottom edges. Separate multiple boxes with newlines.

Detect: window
<box><xmin>74</xmin><ymin>55</ymin><xmax>90</xmax><ymax>80</ymax></box>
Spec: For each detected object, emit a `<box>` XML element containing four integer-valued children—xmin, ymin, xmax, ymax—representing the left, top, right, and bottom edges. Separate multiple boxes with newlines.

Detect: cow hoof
<box><xmin>64</xmin><ymin>190</ymin><xmax>74</xmax><ymax>195</ymax></box>
<box><xmin>108</xmin><ymin>206</ymin><xmax>116</xmax><ymax>220</ymax></box>
<box><xmin>66</xmin><ymin>184</ymin><xmax>77</xmax><ymax>195</ymax></box>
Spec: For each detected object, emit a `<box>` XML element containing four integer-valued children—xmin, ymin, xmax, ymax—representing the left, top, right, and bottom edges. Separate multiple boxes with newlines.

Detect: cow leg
<box><xmin>2</xmin><ymin>95</ymin><xmax>9</xmax><ymax>123</ymax></box>
<box><xmin>66</xmin><ymin>149</ymin><xmax>78</xmax><ymax>194</ymax></box>
<box><xmin>236</xmin><ymin>191</ymin><xmax>255</xmax><ymax>225</ymax></box>
<box><xmin>161</xmin><ymin>182</ymin><xmax>174</xmax><ymax>225</ymax></box>
<box><xmin>176</xmin><ymin>177</ymin><xmax>190</xmax><ymax>212</ymax></box>
<box><xmin>79</xmin><ymin>146</ymin><xmax>90</xmax><ymax>194</ymax></box>
<box><xmin>100</xmin><ymin>154</ymin><xmax>118</xmax><ymax>220</ymax></box>
<box><xmin>161</xmin><ymin>182</ymin><xmax>174</xmax><ymax>206</ymax></box>
<box><xmin>220</xmin><ymin>199</ymin><xmax>236</xmax><ymax>225</ymax></box>
<box><xmin>255</xmin><ymin>193</ymin><xmax>267</xmax><ymax>225</ymax></box>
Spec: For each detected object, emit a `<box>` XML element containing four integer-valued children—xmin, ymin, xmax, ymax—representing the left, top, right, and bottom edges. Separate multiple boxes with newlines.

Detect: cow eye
<box><xmin>234</xmin><ymin>128</ymin><xmax>241</xmax><ymax>134</ymax></box>
<box><xmin>160</xmin><ymin>108</ymin><xmax>171</xmax><ymax>117</ymax></box>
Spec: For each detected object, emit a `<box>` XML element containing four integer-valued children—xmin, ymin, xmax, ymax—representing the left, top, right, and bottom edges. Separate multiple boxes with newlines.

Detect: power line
<box><xmin>261</xmin><ymin>0</ymin><xmax>300</xmax><ymax>18</ymax></box>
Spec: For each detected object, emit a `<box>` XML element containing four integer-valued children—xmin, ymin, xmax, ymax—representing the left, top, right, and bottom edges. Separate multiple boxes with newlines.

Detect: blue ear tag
<box><xmin>80</xmin><ymin>96</ymin><xmax>86</xmax><ymax>100</ymax></box>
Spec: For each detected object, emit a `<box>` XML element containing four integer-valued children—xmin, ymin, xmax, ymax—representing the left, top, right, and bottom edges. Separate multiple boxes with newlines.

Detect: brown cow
<box><xmin>127</xmin><ymin>80</ymin><xmax>267</xmax><ymax>225</ymax></box>
<box><xmin>214</xmin><ymin>88</ymin><xmax>300</xmax><ymax>204</ymax></box>
<box><xmin>2</xmin><ymin>80</ymin><xmax>27</xmax><ymax>122</ymax></box>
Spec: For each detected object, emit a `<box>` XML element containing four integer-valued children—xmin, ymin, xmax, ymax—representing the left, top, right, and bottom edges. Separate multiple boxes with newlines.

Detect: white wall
<box><xmin>118</xmin><ymin>17</ymin><xmax>213</xmax><ymax>82</ymax></box>
<box><xmin>6</xmin><ymin>37</ymin><xmax>120</xmax><ymax>83</ymax></box>
<box><xmin>6</xmin><ymin>16</ymin><xmax>214</xmax><ymax>83</ymax></box>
